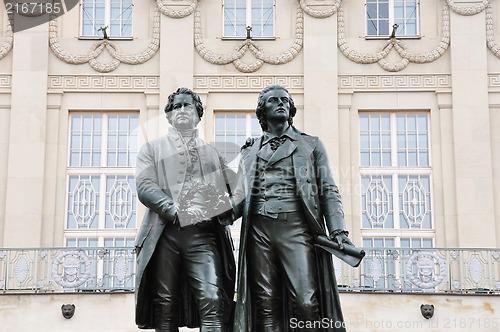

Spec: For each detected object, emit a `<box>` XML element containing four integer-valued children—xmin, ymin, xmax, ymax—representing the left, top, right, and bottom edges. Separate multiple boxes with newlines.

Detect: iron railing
<box><xmin>0</xmin><ymin>247</ymin><xmax>135</xmax><ymax>293</ymax></box>
<box><xmin>0</xmin><ymin>247</ymin><xmax>499</xmax><ymax>294</ymax></box>
<box><xmin>335</xmin><ymin>247</ymin><xmax>500</xmax><ymax>294</ymax></box>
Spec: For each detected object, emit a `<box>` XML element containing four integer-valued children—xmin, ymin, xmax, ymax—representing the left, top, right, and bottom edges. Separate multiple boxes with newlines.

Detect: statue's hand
<box><xmin>217</xmin><ymin>209</ymin><xmax>234</xmax><ymax>226</ymax></box>
<box><xmin>329</xmin><ymin>229</ymin><xmax>353</xmax><ymax>250</ymax></box>
<box><xmin>172</xmin><ymin>213</ymin><xmax>180</xmax><ymax>228</ymax></box>
<box><xmin>241</xmin><ymin>137</ymin><xmax>256</xmax><ymax>150</ymax></box>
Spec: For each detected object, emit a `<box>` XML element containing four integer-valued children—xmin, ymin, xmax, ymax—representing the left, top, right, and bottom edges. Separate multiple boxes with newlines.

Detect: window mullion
<box><xmin>101</xmin><ymin>113</ymin><xmax>108</xmax><ymax>168</ymax></box>
<box><xmin>390</xmin><ymin>113</ymin><xmax>398</xmax><ymax>167</ymax></box>
<box><xmin>246</xmin><ymin>113</ymin><xmax>252</xmax><ymax>137</ymax></box>
<box><xmin>389</xmin><ymin>0</ymin><xmax>394</xmax><ymax>28</ymax></box>
<box><xmin>105</xmin><ymin>0</ymin><xmax>111</xmax><ymax>29</ymax></box>
<box><xmin>98</xmin><ymin>173</ymin><xmax>107</xmax><ymax>230</ymax></box>
<box><xmin>98</xmin><ymin>114</ymin><xmax>108</xmax><ymax>231</ymax></box>
<box><xmin>391</xmin><ymin>113</ymin><xmax>400</xmax><ymax>230</ymax></box>
<box><xmin>246</xmin><ymin>0</ymin><xmax>251</xmax><ymax>29</ymax></box>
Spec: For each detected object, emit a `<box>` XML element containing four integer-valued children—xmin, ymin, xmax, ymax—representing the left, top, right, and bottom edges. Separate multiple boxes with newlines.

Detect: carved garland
<box><xmin>48</xmin><ymin>5</ymin><xmax>160</xmax><ymax>73</ymax></box>
<box><xmin>444</xmin><ymin>0</ymin><xmax>490</xmax><ymax>16</ymax></box>
<box><xmin>486</xmin><ymin>4</ymin><xmax>500</xmax><ymax>58</ymax></box>
<box><xmin>156</xmin><ymin>0</ymin><xmax>197</xmax><ymax>19</ymax></box>
<box><xmin>0</xmin><ymin>13</ymin><xmax>14</xmax><ymax>60</ymax></box>
<box><xmin>299</xmin><ymin>0</ymin><xmax>340</xmax><ymax>18</ymax></box>
<box><xmin>193</xmin><ymin>1</ymin><xmax>303</xmax><ymax>73</ymax></box>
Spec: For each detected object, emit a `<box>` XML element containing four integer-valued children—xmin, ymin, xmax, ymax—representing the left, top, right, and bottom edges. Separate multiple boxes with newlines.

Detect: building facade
<box><xmin>0</xmin><ymin>0</ymin><xmax>499</xmax><ymax>331</ymax></box>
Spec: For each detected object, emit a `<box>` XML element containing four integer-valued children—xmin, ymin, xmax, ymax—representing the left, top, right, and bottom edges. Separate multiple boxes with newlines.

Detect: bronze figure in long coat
<box><xmin>233</xmin><ymin>85</ymin><xmax>351</xmax><ymax>332</ymax></box>
<box><xmin>135</xmin><ymin>88</ymin><xmax>235</xmax><ymax>331</ymax></box>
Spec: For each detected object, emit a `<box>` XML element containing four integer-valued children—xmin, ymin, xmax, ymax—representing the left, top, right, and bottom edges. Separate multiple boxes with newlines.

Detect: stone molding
<box><xmin>193</xmin><ymin>75</ymin><xmax>304</xmax><ymax>92</ymax></box>
<box><xmin>338</xmin><ymin>74</ymin><xmax>452</xmax><ymax>90</ymax></box>
<box><xmin>48</xmin><ymin>75</ymin><xmax>159</xmax><ymax>91</ymax></box>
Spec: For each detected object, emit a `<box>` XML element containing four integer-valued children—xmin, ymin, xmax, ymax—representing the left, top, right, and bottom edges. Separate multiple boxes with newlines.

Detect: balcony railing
<box><xmin>0</xmin><ymin>247</ymin><xmax>135</xmax><ymax>293</ymax></box>
<box><xmin>0</xmin><ymin>247</ymin><xmax>499</xmax><ymax>294</ymax></box>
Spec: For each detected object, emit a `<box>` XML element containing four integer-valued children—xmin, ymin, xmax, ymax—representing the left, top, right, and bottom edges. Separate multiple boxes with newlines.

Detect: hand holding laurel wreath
<box><xmin>176</xmin><ymin>181</ymin><xmax>231</xmax><ymax>227</ymax></box>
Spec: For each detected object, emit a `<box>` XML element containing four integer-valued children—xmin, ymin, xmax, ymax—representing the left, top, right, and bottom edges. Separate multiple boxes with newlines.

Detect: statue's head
<box><xmin>256</xmin><ymin>85</ymin><xmax>297</xmax><ymax>131</ymax></box>
<box><xmin>420</xmin><ymin>304</ymin><xmax>434</xmax><ymax>319</ymax></box>
<box><xmin>164</xmin><ymin>87</ymin><xmax>204</xmax><ymax>130</ymax></box>
<box><xmin>61</xmin><ymin>304</ymin><xmax>75</xmax><ymax>319</ymax></box>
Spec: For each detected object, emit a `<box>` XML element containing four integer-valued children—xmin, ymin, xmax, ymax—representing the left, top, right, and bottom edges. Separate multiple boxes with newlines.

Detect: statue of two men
<box><xmin>135</xmin><ymin>86</ymin><xmax>354</xmax><ymax>332</ymax></box>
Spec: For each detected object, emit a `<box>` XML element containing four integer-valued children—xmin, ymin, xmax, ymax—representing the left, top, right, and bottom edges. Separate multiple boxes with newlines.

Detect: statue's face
<box><xmin>263</xmin><ymin>89</ymin><xmax>290</xmax><ymax>124</ymax></box>
<box><xmin>61</xmin><ymin>304</ymin><xmax>75</xmax><ymax>319</ymax></box>
<box><xmin>169</xmin><ymin>94</ymin><xmax>199</xmax><ymax>129</ymax></box>
<box><xmin>420</xmin><ymin>304</ymin><xmax>434</xmax><ymax>319</ymax></box>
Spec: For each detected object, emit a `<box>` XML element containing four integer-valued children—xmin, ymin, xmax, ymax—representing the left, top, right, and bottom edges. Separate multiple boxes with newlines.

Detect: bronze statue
<box><xmin>233</xmin><ymin>85</ymin><xmax>357</xmax><ymax>332</ymax></box>
<box><xmin>134</xmin><ymin>87</ymin><xmax>235</xmax><ymax>332</ymax></box>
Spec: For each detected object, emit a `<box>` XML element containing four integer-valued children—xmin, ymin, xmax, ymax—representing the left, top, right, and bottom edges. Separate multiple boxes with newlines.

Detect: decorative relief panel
<box><xmin>0</xmin><ymin>75</ymin><xmax>11</xmax><ymax>88</ymax></box>
<box><xmin>489</xmin><ymin>74</ymin><xmax>500</xmax><ymax>88</ymax></box>
<box><xmin>339</xmin><ymin>75</ymin><xmax>451</xmax><ymax>90</ymax></box>
<box><xmin>194</xmin><ymin>75</ymin><xmax>304</xmax><ymax>92</ymax></box>
<box><xmin>48</xmin><ymin>75</ymin><xmax>159</xmax><ymax>91</ymax></box>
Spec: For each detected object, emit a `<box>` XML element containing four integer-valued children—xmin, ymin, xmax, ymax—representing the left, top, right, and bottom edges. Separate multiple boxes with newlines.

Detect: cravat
<box><xmin>269</xmin><ymin>136</ymin><xmax>287</xmax><ymax>151</ymax></box>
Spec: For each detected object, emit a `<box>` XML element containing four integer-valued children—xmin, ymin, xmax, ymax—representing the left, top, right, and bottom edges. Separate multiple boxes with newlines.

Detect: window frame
<box><xmin>64</xmin><ymin>111</ymin><xmax>139</xmax><ymax>247</ymax></box>
<box><xmin>222</xmin><ymin>0</ymin><xmax>276</xmax><ymax>40</ymax></box>
<box><xmin>365</xmin><ymin>0</ymin><xmax>420</xmax><ymax>39</ymax></box>
<box><xmin>214</xmin><ymin>111</ymin><xmax>262</xmax><ymax>170</ymax></box>
<box><xmin>79</xmin><ymin>0</ymin><xmax>134</xmax><ymax>40</ymax></box>
<box><xmin>359</xmin><ymin>111</ymin><xmax>434</xmax><ymax>246</ymax></box>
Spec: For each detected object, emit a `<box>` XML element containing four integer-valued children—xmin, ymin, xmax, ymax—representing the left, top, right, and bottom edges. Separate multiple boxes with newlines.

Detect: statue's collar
<box><xmin>262</xmin><ymin>125</ymin><xmax>298</xmax><ymax>145</ymax></box>
<box><xmin>168</xmin><ymin>126</ymin><xmax>199</xmax><ymax>139</ymax></box>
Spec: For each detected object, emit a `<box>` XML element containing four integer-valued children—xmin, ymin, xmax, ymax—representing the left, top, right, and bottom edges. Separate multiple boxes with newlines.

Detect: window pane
<box><xmin>105</xmin><ymin>175</ymin><xmax>137</xmax><ymax>229</ymax></box>
<box><xmin>406</xmin><ymin>21</ymin><xmax>417</xmax><ymax>35</ymax></box>
<box><xmin>95</xmin><ymin>4</ymin><xmax>105</xmax><ymax>19</ymax></box>
<box><xmin>67</xmin><ymin>175</ymin><xmax>100</xmax><ymax>229</ymax></box>
<box><xmin>367</xmin><ymin>4</ymin><xmax>377</xmax><ymax>19</ymax></box>
<box><xmin>360</xmin><ymin>114</ymin><xmax>369</xmax><ymax>130</ymax></box>
<box><xmin>361</xmin><ymin>175</ymin><xmax>393</xmax><ymax>229</ymax></box>
<box><xmin>367</xmin><ymin>20</ymin><xmax>377</xmax><ymax>35</ymax></box>
<box><xmin>379</xmin><ymin>20</ymin><xmax>389</xmax><ymax>35</ymax></box>
<box><xmin>394</xmin><ymin>2</ymin><xmax>404</xmax><ymax>18</ymax></box>
<box><xmin>399</xmin><ymin>175</ymin><xmax>432</xmax><ymax>229</ymax></box>
<box><xmin>370</xmin><ymin>133</ymin><xmax>380</xmax><ymax>148</ymax></box>
<box><xmin>378</xmin><ymin>3</ymin><xmax>389</xmax><ymax>19</ymax></box>
<box><xmin>360</xmin><ymin>133</ymin><xmax>369</xmax><ymax>149</ymax></box>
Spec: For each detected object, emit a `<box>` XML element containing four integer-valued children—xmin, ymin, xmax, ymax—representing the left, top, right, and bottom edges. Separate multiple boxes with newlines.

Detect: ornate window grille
<box><xmin>65</xmin><ymin>113</ymin><xmax>139</xmax><ymax>247</ymax></box>
<box><xmin>359</xmin><ymin>112</ymin><xmax>433</xmax><ymax>247</ymax></box>
<box><xmin>223</xmin><ymin>0</ymin><xmax>275</xmax><ymax>38</ymax></box>
<box><xmin>81</xmin><ymin>0</ymin><xmax>133</xmax><ymax>38</ymax></box>
<box><xmin>366</xmin><ymin>0</ymin><xmax>419</xmax><ymax>37</ymax></box>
